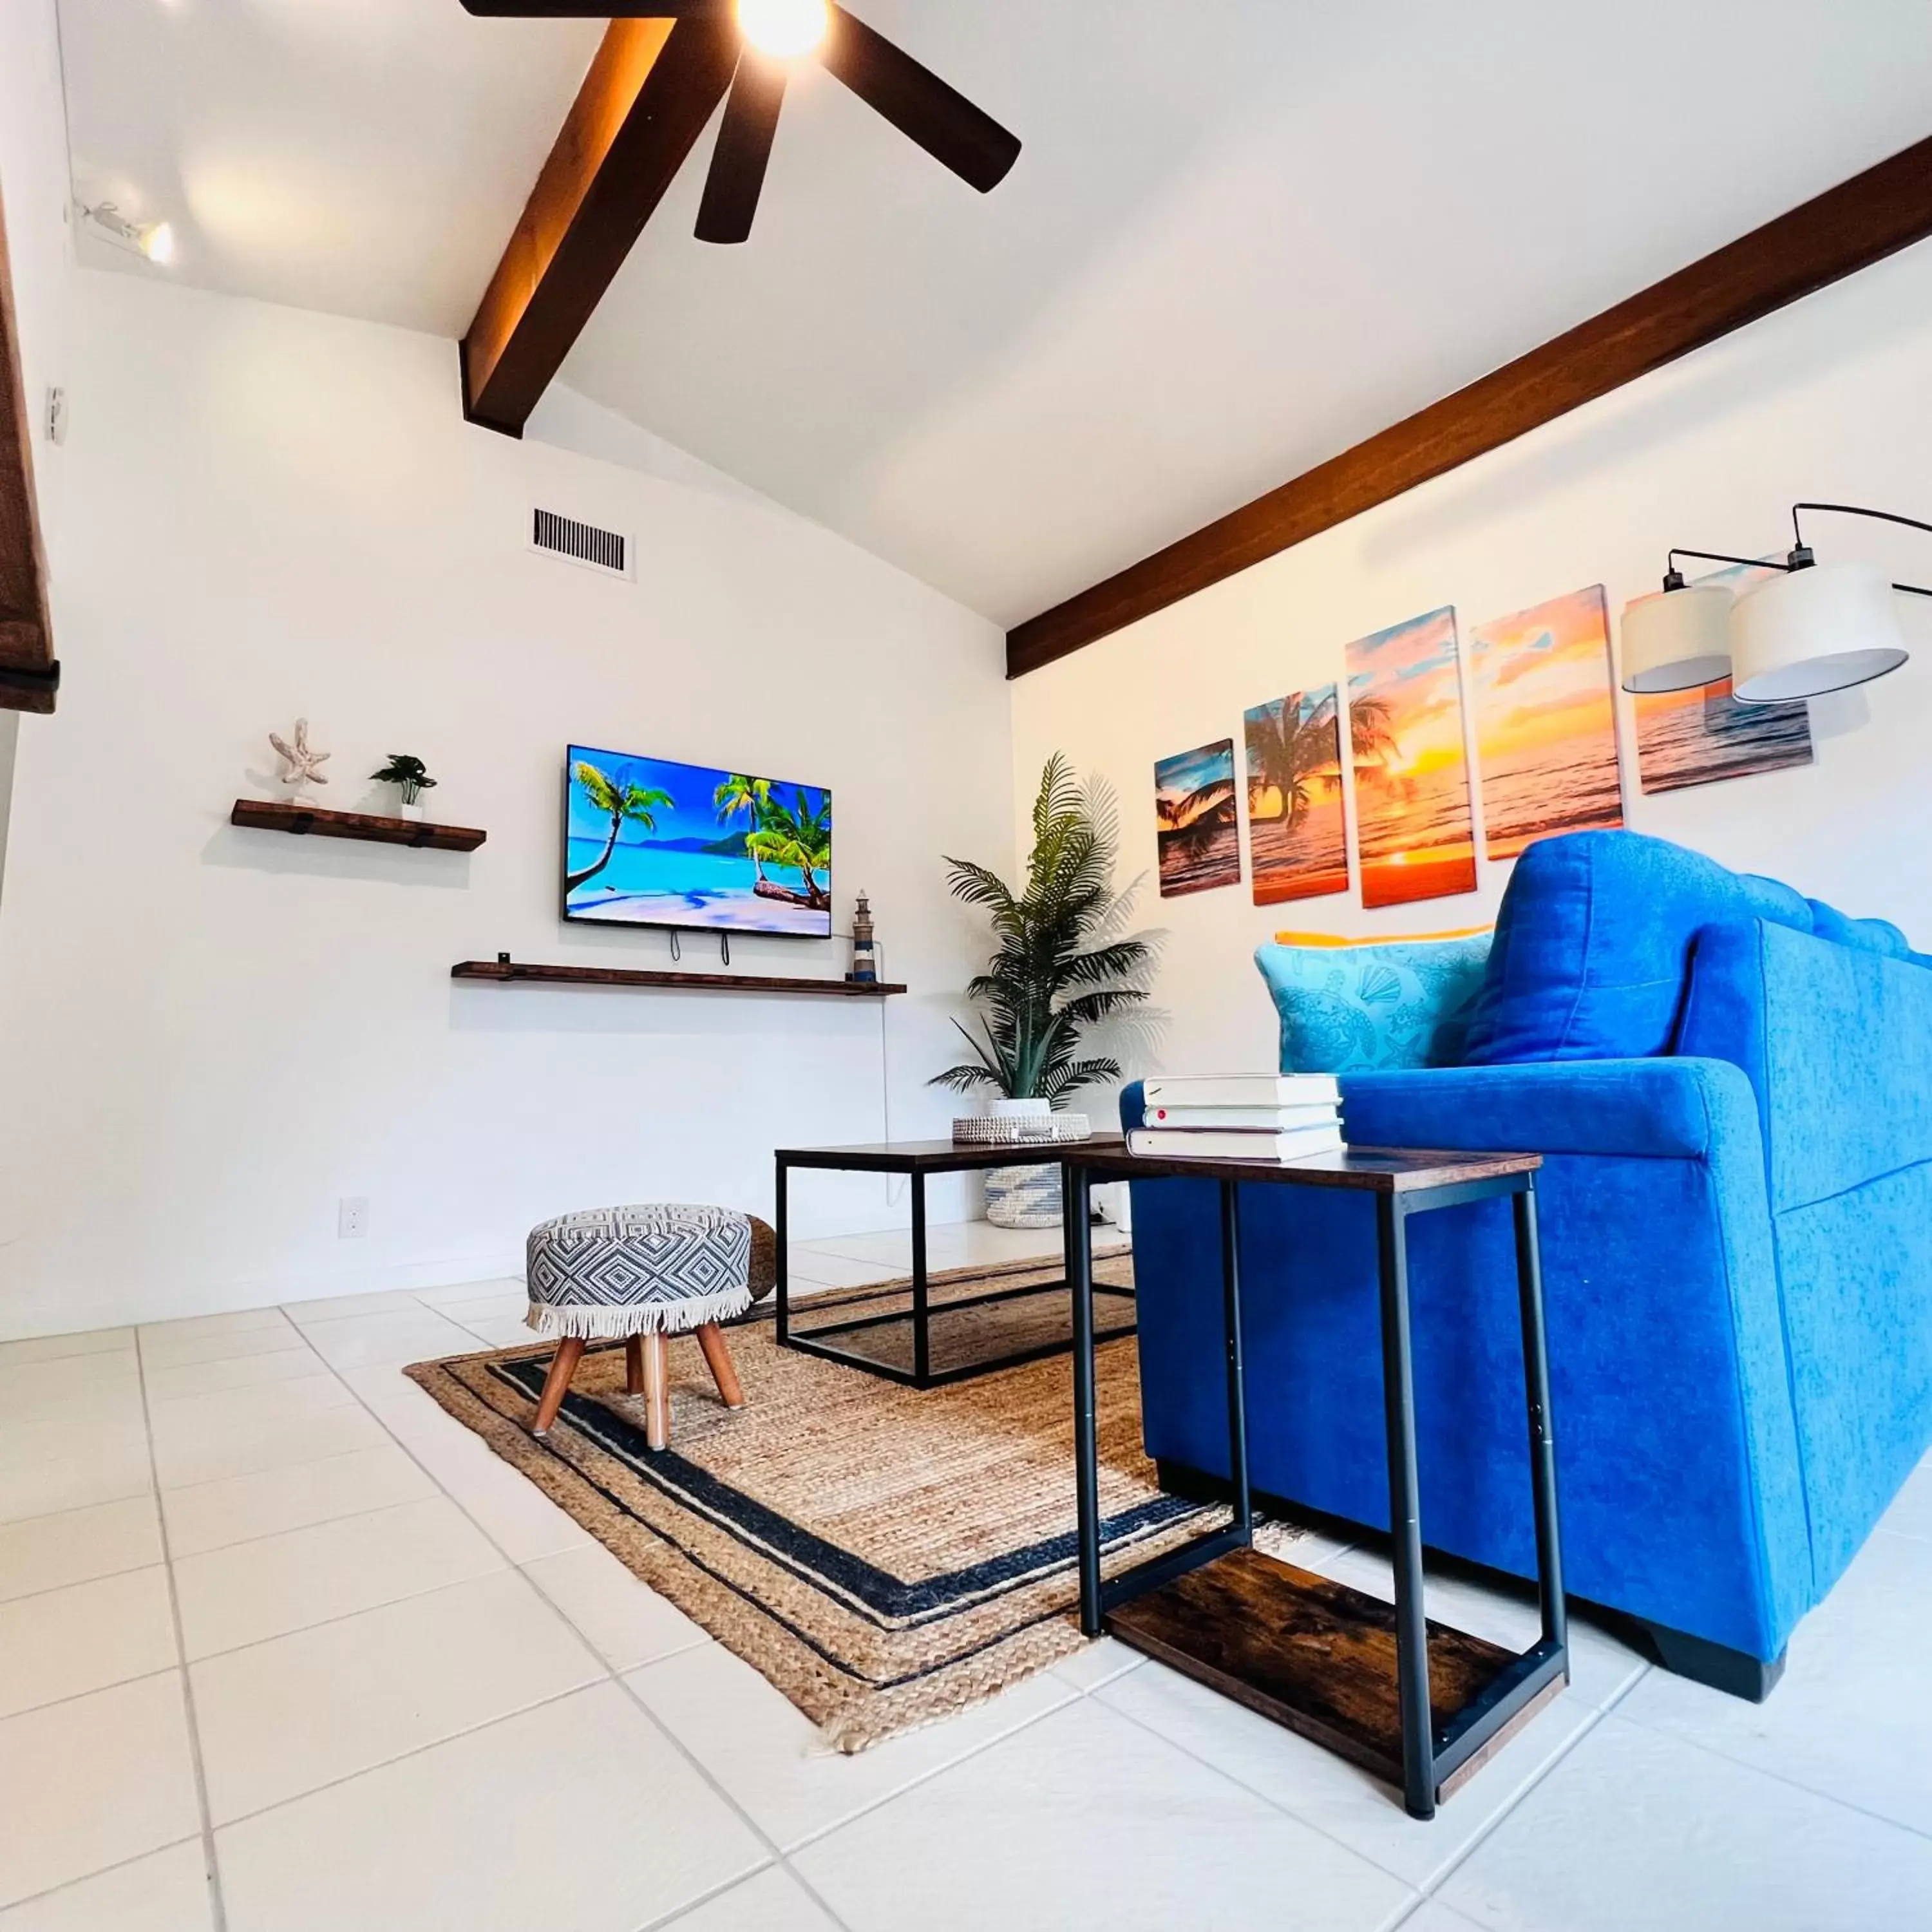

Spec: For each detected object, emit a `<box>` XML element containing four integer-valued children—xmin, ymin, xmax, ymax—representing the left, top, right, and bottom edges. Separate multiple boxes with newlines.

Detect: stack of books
<box><xmin>1128</xmin><ymin>1072</ymin><xmax>1344</xmax><ymax>1162</ymax></box>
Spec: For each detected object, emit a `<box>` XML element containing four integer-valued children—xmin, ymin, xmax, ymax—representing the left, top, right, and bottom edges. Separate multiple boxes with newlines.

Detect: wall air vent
<box><xmin>531</xmin><ymin>508</ymin><xmax>632</xmax><ymax>581</ymax></box>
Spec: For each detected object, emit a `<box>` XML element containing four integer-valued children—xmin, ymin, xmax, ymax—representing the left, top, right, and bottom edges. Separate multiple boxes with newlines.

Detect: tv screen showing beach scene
<box><xmin>563</xmin><ymin>747</ymin><xmax>832</xmax><ymax>936</ymax></box>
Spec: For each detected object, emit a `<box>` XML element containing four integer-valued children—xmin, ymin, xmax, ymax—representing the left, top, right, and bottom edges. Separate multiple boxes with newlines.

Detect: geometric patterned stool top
<box><xmin>526</xmin><ymin>1202</ymin><xmax>770</xmax><ymax>1340</ymax></box>
<box><xmin>523</xmin><ymin>1203</ymin><xmax>778</xmax><ymax>1448</ymax></box>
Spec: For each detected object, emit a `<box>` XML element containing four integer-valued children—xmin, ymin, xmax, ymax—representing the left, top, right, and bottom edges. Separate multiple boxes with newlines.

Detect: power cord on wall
<box><xmin>828</xmin><ymin>934</ymin><xmax>907</xmax><ymax>1209</ymax></box>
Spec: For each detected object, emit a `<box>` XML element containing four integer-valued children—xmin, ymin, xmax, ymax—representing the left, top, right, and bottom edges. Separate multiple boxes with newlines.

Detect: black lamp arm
<box><xmin>1665</xmin><ymin>547</ymin><xmax>1793</xmax><ymax>585</ymax></box>
<box><xmin>1788</xmin><ymin>502</ymin><xmax>1932</xmax><ymax>599</ymax></box>
<box><xmin>1663</xmin><ymin>513</ymin><xmax>1932</xmax><ymax>600</ymax></box>
<box><xmin>1790</xmin><ymin>500</ymin><xmax>1932</xmax><ymax>547</ymax></box>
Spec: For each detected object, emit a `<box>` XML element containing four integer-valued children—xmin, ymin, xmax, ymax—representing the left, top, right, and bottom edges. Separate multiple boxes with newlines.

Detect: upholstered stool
<box><xmin>524</xmin><ymin>1204</ymin><xmax>777</xmax><ymax>1448</ymax></box>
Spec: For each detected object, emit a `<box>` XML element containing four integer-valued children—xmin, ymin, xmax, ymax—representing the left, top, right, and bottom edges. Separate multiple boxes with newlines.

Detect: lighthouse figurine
<box><xmin>848</xmin><ymin>892</ymin><xmax>879</xmax><ymax>985</ymax></box>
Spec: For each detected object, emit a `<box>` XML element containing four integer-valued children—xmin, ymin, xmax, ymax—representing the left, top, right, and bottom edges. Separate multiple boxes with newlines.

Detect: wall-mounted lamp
<box><xmin>76</xmin><ymin>201</ymin><xmax>175</xmax><ymax>266</ymax></box>
<box><xmin>1620</xmin><ymin>503</ymin><xmax>1928</xmax><ymax>703</ymax></box>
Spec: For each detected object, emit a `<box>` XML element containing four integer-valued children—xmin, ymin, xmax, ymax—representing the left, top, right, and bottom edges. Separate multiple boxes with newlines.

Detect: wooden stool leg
<box><xmin>696</xmin><ymin>1323</ymin><xmax>746</xmax><ymax>1410</ymax></box>
<box><xmin>531</xmin><ymin>1337</ymin><xmax>586</xmax><ymax>1437</ymax></box>
<box><xmin>641</xmin><ymin>1332</ymin><xmax>670</xmax><ymax>1452</ymax></box>
<box><xmin>625</xmin><ymin>1334</ymin><xmax>645</xmax><ymax>1396</ymax></box>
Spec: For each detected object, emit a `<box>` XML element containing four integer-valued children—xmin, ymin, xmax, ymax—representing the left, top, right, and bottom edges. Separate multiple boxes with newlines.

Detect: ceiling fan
<box><xmin>459</xmin><ymin>2</ymin><xmax>1022</xmax><ymax>245</ymax></box>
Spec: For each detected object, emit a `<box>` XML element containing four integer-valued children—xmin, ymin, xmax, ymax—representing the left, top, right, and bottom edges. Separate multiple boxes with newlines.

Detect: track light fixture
<box><xmin>77</xmin><ymin>201</ymin><xmax>175</xmax><ymax>265</ymax></box>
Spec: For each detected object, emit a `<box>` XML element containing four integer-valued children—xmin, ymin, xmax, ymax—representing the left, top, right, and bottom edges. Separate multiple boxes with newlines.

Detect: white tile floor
<box><xmin>1</xmin><ymin>1224</ymin><xmax>1930</xmax><ymax>1929</ymax></box>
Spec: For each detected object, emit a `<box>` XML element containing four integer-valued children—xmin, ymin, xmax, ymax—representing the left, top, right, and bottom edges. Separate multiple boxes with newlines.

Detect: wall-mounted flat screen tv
<box><xmin>564</xmin><ymin>746</ymin><xmax>833</xmax><ymax>938</ymax></box>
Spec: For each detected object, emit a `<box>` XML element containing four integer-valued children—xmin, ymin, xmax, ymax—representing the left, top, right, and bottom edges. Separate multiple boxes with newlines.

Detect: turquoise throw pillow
<box><xmin>1254</xmin><ymin>934</ymin><xmax>1493</xmax><ymax>1074</ymax></box>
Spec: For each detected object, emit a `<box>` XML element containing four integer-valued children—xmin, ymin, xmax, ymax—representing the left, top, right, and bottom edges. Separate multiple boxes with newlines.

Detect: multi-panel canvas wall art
<box><xmin>1345</xmin><ymin>608</ymin><xmax>1479</xmax><ymax>907</ymax></box>
<box><xmin>1242</xmin><ymin>688</ymin><xmax>1348</xmax><ymax>905</ymax></box>
<box><xmin>1468</xmin><ymin>585</ymin><xmax>1624</xmax><ymax>859</ymax></box>
<box><xmin>1154</xmin><ymin>738</ymin><xmax>1241</xmax><ymax>897</ymax></box>
<box><xmin>1631</xmin><ymin>562</ymin><xmax>1814</xmax><ymax>794</ymax></box>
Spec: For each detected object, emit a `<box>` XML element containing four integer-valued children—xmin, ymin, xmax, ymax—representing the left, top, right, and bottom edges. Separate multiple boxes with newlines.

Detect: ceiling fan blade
<box><xmin>458</xmin><ymin>3</ymin><xmax>724</xmax><ymax>17</ymax></box>
<box><xmin>820</xmin><ymin>6</ymin><xmax>1019</xmax><ymax>194</ymax></box>
<box><xmin>695</xmin><ymin>53</ymin><xmax>788</xmax><ymax>244</ymax></box>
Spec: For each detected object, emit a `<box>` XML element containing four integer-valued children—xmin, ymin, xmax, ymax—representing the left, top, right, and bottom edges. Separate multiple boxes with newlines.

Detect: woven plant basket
<box><xmin>960</xmin><ymin>1100</ymin><xmax>1091</xmax><ymax>1229</ymax></box>
<box><xmin>984</xmin><ymin>1162</ymin><xmax>1065</xmax><ymax>1229</ymax></box>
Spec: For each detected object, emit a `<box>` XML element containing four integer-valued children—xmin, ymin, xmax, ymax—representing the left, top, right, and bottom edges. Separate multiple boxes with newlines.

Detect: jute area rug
<box><xmin>405</xmin><ymin>1251</ymin><xmax>1301</xmax><ymax>1752</ymax></box>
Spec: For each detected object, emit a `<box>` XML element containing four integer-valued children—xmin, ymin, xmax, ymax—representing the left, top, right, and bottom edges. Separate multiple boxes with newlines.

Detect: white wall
<box><xmin>0</xmin><ymin>244</ymin><xmax>1012</xmax><ymax>1339</ymax></box>
<box><xmin>1011</xmin><ymin>240</ymin><xmax>1932</xmax><ymax>1081</ymax></box>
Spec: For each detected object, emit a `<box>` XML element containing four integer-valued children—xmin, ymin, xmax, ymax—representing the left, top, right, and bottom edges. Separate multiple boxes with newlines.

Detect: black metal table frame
<box><xmin>1065</xmin><ymin>1154</ymin><xmax>1567</xmax><ymax>1820</ymax></box>
<box><xmin>774</xmin><ymin>1147</ymin><xmax>1136</xmax><ymax>1389</ymax></box>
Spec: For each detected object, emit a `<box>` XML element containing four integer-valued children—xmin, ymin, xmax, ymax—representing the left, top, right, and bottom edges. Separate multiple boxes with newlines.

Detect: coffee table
<box><xmin>1062</xmin><ymin>1142</ymin><xmax>1567</xmax><ymax>1821</ymax></box>
<box><xmin>773</xmin><ymin>1137</ymin><xmax>1134</xmax><ymax>1388</ymax></box>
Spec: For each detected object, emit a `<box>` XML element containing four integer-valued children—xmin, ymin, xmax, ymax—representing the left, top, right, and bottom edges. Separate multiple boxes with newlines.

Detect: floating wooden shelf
<box><xmin>451</xmin><ymin>960</ymin><xmax>906</xmax><ymax>998</ymax></box>
<box><xmin>232</xmin><ymin>799</ymin><xmax>488</xmax><ymax>852</ymax></box>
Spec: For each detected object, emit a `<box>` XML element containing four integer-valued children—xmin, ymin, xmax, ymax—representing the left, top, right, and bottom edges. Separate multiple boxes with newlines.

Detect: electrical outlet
<box><xmin>338</xmin><ymin>1197</ymin><xmax>369</xmax><ymax>1240</ymax></box>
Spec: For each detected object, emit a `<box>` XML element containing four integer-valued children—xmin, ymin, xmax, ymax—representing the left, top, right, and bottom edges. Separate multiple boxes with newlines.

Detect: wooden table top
<box><xmin>775</xmin><ymin>1135</ymin><xmax>1128</xmax><ymax>1174</ymax></box>
<box><xmin>1065</xmin><ymin>1144</ymin><xmax>1540</xmax><ymax>1195</ymax></box>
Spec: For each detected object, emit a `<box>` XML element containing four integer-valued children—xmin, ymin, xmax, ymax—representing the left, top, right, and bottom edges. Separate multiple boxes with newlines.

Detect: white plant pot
<box><xmin>991</xmin><ymin>1097</ymin><xmax>1051</xmax><ymax>1120</ymax></box>
<box><xmin>395</xmin><ymin>795</ymin><xmax>425</xmax><ymax>822</ymax></box>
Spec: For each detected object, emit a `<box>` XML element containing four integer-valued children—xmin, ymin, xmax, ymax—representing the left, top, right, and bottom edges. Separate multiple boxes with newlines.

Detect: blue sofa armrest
<box><xmin>1337</xmin><ymin>1056</ymin><xmax>1760</xmax><ymax>1161</ymax></box>
<box><xmin>1678</xmin><ymin>918</ymin><xmax>1932</xmax><ymax>1213</ymax></box>
<box><xmin>1677</xmin><ymin>917</ymin><xmax>1932</xmax><ymax>1587</ymax></box>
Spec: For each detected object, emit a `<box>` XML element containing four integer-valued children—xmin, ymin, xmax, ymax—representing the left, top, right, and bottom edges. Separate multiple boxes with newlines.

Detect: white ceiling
<box><xmin>55</xmin><ymin>0</ymin><xmax>1932</xmax><ymax>628</ymax></box>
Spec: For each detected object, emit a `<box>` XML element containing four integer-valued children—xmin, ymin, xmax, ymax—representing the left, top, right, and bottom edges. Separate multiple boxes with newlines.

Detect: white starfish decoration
<box><xmin>269</xmin><ymin>718</ymin><xmax>330</xmax><ymax>790</ymax></box>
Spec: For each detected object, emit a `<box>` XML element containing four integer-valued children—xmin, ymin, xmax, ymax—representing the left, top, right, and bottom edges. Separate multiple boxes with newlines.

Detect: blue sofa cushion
<box><xmin>1255</xmin><ymin>933</ymin><xmax>1492</xmax><ymax>1073</ymax></box>
<box><xmin>1461</xmin><ymin>830</ymin><xmax>1910</xmax><ymax>1066</ymax></box>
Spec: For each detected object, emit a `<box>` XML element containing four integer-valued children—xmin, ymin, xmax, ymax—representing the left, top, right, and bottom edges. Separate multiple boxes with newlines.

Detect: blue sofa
<box><xmin>1122</xmin><ymin>831</ymin><xmax>1932</xmax><ymax>1696</ymax></box>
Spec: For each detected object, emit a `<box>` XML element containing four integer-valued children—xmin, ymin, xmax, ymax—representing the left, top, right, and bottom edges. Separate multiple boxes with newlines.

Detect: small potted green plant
<box><xmin>371</xmin><ymin>753</ymin><xmax>437</xmax><ymax>820</ymax></box>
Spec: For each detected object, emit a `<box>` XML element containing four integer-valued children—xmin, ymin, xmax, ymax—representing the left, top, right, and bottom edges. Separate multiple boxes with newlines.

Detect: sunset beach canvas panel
<box><xmin>1469</xmin><ymin>584</ymin><xmax>1624</xmax><ymax>860</ymax></box>
<box><xmin>1155</xmin><ymin>738</ymin><xmax>1241</xmax><ymax>897</ymax></box>
<box><xmin>1633</xmin><ymin>679</ymin><xmax>1813</xmax><ymax>793</ymax></box>
<box><xmin>1629</xmin><ymin>562</ymin><xmax>1814</xmax><ymax>794</ymax></box>
<box><xmin>564</xmin><ymin>747</ymin><xmax>833</xmax><ymax>935</ymax></box>
<box><xmin>1243</xmin><ymin>688</ymin><xmax>1348</xmax><ymax>905</ymax></box>
<box><xmin>1345</xmin><ymin>607</ymin><xmax>1478</xmax><ymax>907</ymax></box>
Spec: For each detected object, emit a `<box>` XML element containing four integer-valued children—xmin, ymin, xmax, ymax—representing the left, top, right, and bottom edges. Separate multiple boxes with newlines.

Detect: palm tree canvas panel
<box><xmin>1468</xmin><ymin>585</ymin><xmax>1625</xmax><ymax>860</ymax></box>
<box><xmin>1345</xmin><ymin>608</ymin><xmax>1479</xmax><ymax>908</ymax></box>
<box><xmin>1154</xmin><ymin>739</ymin><xmax>1240</xmax><ymax>898</ymax></box>
<box><xmin>1242</xmin><ymin>688</ymin><xmax>1348</xmax><ymax>905</ymax></box>
<box><xmin>1630</xmin><ymin>562</ymin><xmax>1813</xmax><ymax>794</ymax></box>
<box><xmin>564</xmin><ymin>746</ymin><xmax>832</xmax><ymax>935</ymax></box>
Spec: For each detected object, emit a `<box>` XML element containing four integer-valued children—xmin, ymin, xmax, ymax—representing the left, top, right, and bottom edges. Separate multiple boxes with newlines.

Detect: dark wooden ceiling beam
<box><xmin>461</xmin><ymin>15</ymin><xmax>739</xmax><ymax>437</ymax></box>
<box><xmin>0</xmin><ymin>181</ymin><xmax>55</xmax><ymax>715</ymax></box>
<box><xmin>1007</xmin><ymin>133</ymin><xmax>1932</xmax><ymax>679</ymax></box>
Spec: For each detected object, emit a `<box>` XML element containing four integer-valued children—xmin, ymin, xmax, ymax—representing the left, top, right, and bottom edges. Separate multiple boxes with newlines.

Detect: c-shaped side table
<box><xmin>1064</xmin><ymin>1142</ymin><xmax>1567</xmax><ymax>1821</ymax></box>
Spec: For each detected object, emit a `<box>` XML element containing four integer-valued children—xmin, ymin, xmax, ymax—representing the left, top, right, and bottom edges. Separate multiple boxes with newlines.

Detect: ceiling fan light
<box><xmin>736</xmin><ymin>0</ymin><xmax>829</xmax><ymax>60</ymax></box>
<box><xmin>1618</xmin><ymin>583</ymin><xmax>1734</xmax><ymax>693</ymax></box>
<box><xmin>1730</xmin><ymin>560</ymin><xmax>1909</xmax><ymax>703</ymax></box>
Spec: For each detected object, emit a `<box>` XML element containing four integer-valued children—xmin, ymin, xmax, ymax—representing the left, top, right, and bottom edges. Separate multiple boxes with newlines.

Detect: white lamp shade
<box><xmin>1730</xmin><ymin>560</ymin><xmax>1909</xmax><ymax>703</ymax></box>
<box><xmin>1619</xmin><ymin>585</ymin><xmax>1734</xmax><ymax>693</ymax></box>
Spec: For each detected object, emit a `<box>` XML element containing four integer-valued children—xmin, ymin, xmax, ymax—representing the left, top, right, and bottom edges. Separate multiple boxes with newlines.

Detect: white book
<box><xmin>1142</xmin><ymin>1072</ymin><xmax>1341</xmax><ymax>1109</ymax></box>
<box><xmin>1127</xmin><ymin>1124</ymin><xmax>1347</xmax><ymax>1162</ymax></box>
<box><xmin>1146</xmin><ymin>1102</ymin><xmax>1341</xmax><ymax>1130</ymax></box>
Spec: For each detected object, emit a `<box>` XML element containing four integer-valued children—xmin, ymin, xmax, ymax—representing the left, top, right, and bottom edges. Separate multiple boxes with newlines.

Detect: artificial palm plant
<box><xmin>931</xmin><ymin>754</ymin><xmax>1153</xmax><ymax>1107</ymax></box>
